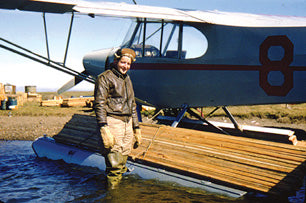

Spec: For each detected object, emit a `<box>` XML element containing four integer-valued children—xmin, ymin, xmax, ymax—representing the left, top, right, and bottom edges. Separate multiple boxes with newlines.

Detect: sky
<box><xmin>0</xmin><ymin>0</ymin><xmax>305</xmax><ymax>92</ymax></box>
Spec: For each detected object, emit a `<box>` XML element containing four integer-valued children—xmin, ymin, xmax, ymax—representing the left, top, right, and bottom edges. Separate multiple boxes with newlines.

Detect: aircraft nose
<box><xmin>83</xmin><ymin>47</ymin><xmax>118</xmax><ymax>77</ymax></box>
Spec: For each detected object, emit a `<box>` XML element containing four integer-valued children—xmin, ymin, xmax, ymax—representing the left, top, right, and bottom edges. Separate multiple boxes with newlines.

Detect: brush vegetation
<box><xmin>0</xmin><ymin>91</ymin><xmax>305</xmax><ymax>124</ymax></box>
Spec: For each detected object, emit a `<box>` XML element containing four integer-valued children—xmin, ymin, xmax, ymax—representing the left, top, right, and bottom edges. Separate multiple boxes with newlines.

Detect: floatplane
<box><xmin>1</xmin><ymin>0</ymin><xmax>306</xmax><ymax>199</ymax></box>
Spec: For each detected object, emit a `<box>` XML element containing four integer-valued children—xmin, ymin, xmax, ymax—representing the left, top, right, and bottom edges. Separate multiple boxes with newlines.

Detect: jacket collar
<box><xmin>111</xmin><ymin>65</ymin><xmax>127</xmax><ymax>80</ymax></box>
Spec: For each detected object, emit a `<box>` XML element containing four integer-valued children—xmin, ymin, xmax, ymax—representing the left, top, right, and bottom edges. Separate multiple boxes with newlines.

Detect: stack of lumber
<box><xmin>10</xmin><ymin>92</ymin><xmax>27</xmax><ymax>107</ymax></box>
<box><xmin>3</xmin><ymin>84</ymin><xmax>16</xmax><ymax>94</ymax></box>
<box><xmin>41</xmin><ymin>99</ymin><xmax>63</xmax><ymax>107</ymax></box>
<box><xmin>2</xmin><ymin>93</ymin><xmax>27</xmax><ymax>108</ymax></box>
<box><xmin>132</xmin><ymin>123</ymin><xmax>306</xmax><ymax>196</ymax></box>
<box><xmin>54</xmin><ymin>114</ymin><xmax>100</xmax><ymax>151</ymax></box>
<box><xmin>16</xmin><ymin>92</ymin><xmax>27</xmax><ymax>106</ymax></box>
<box><xmin>0</xmin><ymin>94</ymin><xmax>6</xmax><ymax>101</ymax></box>
<box><xmin>205</xmin><ymin>120</ymin><xmax>297</xmax><ymax>145</ymax></box>
<box><xmin>0</xmin><ymin>83</ymin><xmax>6</xmax><ymax>101</ymax></box>
<box><xmin>53</xmin><ymin>114</ymin><xmax>306</xmax><ymax>197</ymax></box>
<box><xmin>0</xmin><ymin>83</ymin><xmax>4</xmax><ymax>94</ymax></box>
<box><xmin>158</xmin><ymin>116</ymin><xmax>297</xmax><ymax>145</ymax></box>
<box><xmin>61</xmin><ymin>97</ymin><xmax>94</xmax><ymax>107</ymax></box>
<box><xmin>27</xmin><ymin>93</ymin><xmax>42</xmax><ymax>102</ymax></box>
<box><xmin>41</xmin><ymin>96</ymin><xmax>63</xmax><ymax>107</ymax></box>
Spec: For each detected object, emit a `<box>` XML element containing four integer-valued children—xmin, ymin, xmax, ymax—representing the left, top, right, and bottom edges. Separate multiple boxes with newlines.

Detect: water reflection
<box><xmin>0</xmin><ymin>141</ymin><xmax>304</xmax><ymax>203</ymax></box>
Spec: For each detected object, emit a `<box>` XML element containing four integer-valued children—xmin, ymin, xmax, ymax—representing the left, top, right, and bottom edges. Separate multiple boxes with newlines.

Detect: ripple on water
<box><xmin>0</xmin><ymin>140</ymin><xmax>305</xmax><ymax>202</ymax></box>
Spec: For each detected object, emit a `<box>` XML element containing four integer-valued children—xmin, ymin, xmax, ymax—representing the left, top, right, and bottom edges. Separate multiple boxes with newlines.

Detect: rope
<box><xmin>133</xmin><ymin>126</ymin><xmax>163</xmax><ymax>159</ymax></box>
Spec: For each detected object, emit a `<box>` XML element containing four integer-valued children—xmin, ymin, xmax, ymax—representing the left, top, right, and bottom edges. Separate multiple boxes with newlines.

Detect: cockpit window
<box><xmin>128</xmin><ymin>21</ymin><xmax>208</xmax><ymax>59</ymax></box>
<box><xmin>182</xmin><ymin>25</ymin><xmax>208</xmax><ymax>59</ymax></box>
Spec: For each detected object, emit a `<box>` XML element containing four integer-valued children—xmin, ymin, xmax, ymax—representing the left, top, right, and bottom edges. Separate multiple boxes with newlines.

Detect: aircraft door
<box><xmin>129</xmin><ymin>21</ymin><xmax>181</xmax><ymax>59</ymax></box>
<box><xmin>129</xmin><ymin>21</ymin><xmax>208</xmax><ymax>60</ymax></box>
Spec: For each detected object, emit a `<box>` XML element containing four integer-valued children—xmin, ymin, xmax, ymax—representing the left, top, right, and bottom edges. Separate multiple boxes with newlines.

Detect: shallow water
<box><xmin>0</xmin><ymin>141</ymin><xmax>304</xmax><ymax>203</ymax></box>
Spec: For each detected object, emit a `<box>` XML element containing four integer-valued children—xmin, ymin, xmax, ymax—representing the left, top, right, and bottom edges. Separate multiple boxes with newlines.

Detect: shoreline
<box><xmin>1</xmin><ymin>115</ymin><xmax>305</xmax><ymax>141</ymax></box>
<box><xmin>0</xmin><ymin>115</ymin><xmax>73</xmax><ymax>141</ymax></box>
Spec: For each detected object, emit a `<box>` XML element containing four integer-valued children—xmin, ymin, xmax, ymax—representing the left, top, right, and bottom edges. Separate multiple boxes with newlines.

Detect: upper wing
<box><xmin>0</xmin><ymin>0</ymin><xmax>75</xmax><ymax>13</ymax></box>
<box><xmin>73</xmin><ymin>1</ymin><xmax>200</xmax><ymax>23</ymax></box>
<box><xmin>1</xmin><ymin>0</ymin><xmax>306</xmax><ymax>27</ymax></box>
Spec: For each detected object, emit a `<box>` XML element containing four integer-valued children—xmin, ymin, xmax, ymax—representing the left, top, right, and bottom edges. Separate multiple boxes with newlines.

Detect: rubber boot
<box><xmin>120</xmin><ymin>155</ymin><xmax>128</xmax><ymax>174</ymax></box>
<box><xmin>105</xmin><ymin>151</ymin><xmax>124</xmax><ymax>189</ymax></box>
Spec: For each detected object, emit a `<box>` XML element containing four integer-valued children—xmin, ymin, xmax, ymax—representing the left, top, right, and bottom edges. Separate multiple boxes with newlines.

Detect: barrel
<box><xmin>25</xmin><ymin>86</ymin><xmax>37</xmax><ymax>94</ymax></box>
<box><xmin>7</xmin><ymin>97</ymin><xmax>17</xmax><ymax>110</ymax></box>
<box><xmin>1</xmin><ymin>99</ymin><xmax>7</xmax><ymax>110</ymax></box>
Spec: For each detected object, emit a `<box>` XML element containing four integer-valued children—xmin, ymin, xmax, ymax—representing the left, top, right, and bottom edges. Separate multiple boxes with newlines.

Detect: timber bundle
<box><xmin>53</xmin><ymin>114</ymin><xmax>306</xmax><ymax>197</ymax></box>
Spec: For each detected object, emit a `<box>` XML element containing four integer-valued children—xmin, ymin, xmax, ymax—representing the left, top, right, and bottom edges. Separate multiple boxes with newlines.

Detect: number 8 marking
<box><xmin>259</xmin><ymin>35</ymin><xmax>294</xmax><ymax>96</ymax></box>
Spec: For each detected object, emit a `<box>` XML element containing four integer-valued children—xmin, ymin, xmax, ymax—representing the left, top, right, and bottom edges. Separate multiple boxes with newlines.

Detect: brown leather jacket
<box><xmin>94</xmin><ymin>67</ymin><xmax>139</xmax><ymax>129</ymax></box>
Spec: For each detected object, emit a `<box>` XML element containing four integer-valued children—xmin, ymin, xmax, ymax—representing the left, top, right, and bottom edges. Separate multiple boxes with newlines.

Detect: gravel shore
<box><xmin>0</xmin><ymin>115</ymin><xmax>73</xmax><ymax>140</ymax></box>
<box><xmin>1</xmin><ymin>115</ymin><xmax>305</xmax><ymax>141</ymax></box>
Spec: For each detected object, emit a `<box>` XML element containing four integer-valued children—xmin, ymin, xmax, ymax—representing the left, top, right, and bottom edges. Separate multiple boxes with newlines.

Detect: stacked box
<box><xmin>27</xmin><ymin>93</ymin><xmax>42</xmax><ymax>102</ymax></box>
<box><xmin>0</xmin><ymin>83</ymin><xmax>4</xmax><ymax>94</ymax></box>
<box><xmin>4</xmin><ymin>84</ymin><xmax>16</xmax><ymax>94</ymax></box>
<box><xmin>0</xmin><ymin>83</ymin><xmax>6</xmax><ymax>101</ymax></box>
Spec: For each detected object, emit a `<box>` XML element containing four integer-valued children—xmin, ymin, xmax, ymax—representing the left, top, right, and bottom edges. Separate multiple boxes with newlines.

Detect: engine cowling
<box><xmin>82</xmin><ymin>47</ymin><xmax>118</xmax><ymax>77</ymax></box>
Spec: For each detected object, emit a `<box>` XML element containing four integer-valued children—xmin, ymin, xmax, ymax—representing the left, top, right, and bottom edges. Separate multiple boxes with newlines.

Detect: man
<box><xmin>94</xmin><ymin>48</ymin><xmax>141</xmax><ymax>188</ymax></box>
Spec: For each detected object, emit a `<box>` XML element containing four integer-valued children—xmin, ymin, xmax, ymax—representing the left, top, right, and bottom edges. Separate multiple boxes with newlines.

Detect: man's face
<box><xmin>117</xmin><ymin>56</ymin><xmax>131</xmax><ymax>75</ymax></box>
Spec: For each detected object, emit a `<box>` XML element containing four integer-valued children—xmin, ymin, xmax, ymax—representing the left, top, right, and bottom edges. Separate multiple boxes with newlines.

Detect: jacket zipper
<box><xmin>124</xmin><ymin>79</ymin><xmax>131</xmax><ymax>114</ymax></box>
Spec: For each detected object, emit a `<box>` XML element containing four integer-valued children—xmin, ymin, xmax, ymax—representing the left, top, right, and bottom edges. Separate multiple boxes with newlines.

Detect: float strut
<box><xmin>188</xmin><ymin>108</ymin><xmax>230</xmax><ymax>135</ymax></box>
<box><xmin>171</xmin><ymin>104</ymin><xmax>188</xmax><ymax>128</ymax></box>
<box><xmin>222</xmin><ymin>106</ymin><xmax>243</xmax><ymax>132</ymax></box>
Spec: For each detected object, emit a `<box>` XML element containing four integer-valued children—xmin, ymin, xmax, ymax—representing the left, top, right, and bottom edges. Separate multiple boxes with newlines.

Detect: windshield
<box><xmin>126</xmin><ymin>21</ymin><xmax>208</xmax><ymax>59</ymax></box>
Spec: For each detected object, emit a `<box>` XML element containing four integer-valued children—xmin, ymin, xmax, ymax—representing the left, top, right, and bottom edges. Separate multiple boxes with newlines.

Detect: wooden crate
<box><xmin>0</xmin><ymin>83</ymin><xmax>4</xmax><ymax>95</ymax></box>
<box><xmin>27</xmin><ymin>93</ymin><xmax>42</xmax><ymax>102</ymax></box>
<box><xmin>4</xmin><ymin>84</ymin><xmax>16</xmax><ymax>94</ymax></box>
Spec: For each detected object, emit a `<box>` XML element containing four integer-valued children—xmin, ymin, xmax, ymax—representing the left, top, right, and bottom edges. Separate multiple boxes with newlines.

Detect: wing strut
<box><xmin>142</xmin><ymin>18</ymin><xmax>147</xmax><ymax>57</ymax></box>
<box><xmin>42</xmin><ymin>12</ymin><xmax>75</xmax><ymax>66</ymax></box>
<box><xmin>43</xmin><ymin>12</ymin><xmax>51</xmax><ymax>62</ymax></box>
<box><xmin>63</xmin><ymin>12</ymin><xmax>74</xmax><ymax>66</ymax></box>
<box><xmin>0</xmin><ymin>12</ymin><xmax>95</xmax><ymax>91</ymax></box>
<box><xmin>0</xmin><ymin>37</ymin><xmax>95</xmax><ymax>84</ymax></box>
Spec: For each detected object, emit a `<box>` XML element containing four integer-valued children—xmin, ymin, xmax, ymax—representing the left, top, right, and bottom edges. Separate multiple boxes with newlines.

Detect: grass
<box><xmin>0</xmin><ymin>91</ymin><xmax>95</xmax><ymax>117</ymax></box>
<box><xmin>1</xmin><ymin>91</ymin><xmax>305</xmax><ymax>124</ymax></box>
<box><xmin>199</xmin><ymin>103</ymin><xmax>306</xmax><ymax>124</ymax></box>
<box><xmin>0</xmin><ymin>101</ymin><xmax>94</xmax><ymax>117</ymax></box>
<box><xmin>40</xmin><ymin>91</ymin><xmax>94</xmax><ymax>100</ymax></box>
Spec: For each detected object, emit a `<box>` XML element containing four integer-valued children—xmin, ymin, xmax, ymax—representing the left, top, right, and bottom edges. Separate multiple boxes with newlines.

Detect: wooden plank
<box><xmin>61</xmin><ymin>97</ymin><xmax>94</xmax><ymax>107</ymax></box>
<box><xmin>63</xmin><ymin>123</ymin><xmax>98</xmax><ymax>134</ymax></box>
<box><xmin>53</xmin><ymin>114</ymin><xmax>306</xmax><ymax>196</ymax></box>
<box><xmin>139</xmin><ymin>138</ymin><xmax>298</xmax><ymax>173</ymax></box>
<box><xmin>150</xmin><ymin>131</ymin><xmax>306</xmax><ymax>165</ymax></box>
<box><xmin>139</xmin><ymin>140</ymin><xmax>301</xmax><ymax>184</ymax></box>
<box><xmin>160</xmin><ymin>124</ymin><xmax>306</xmax><ymax>152</ymax></box>
<box><xmin>150</xmin><ymin>125</ymin><xmax>306</xmax><ymax>160</ymax></box>
<box><xmin>132</xmin><ymin>139</ymin><xmax>302</xmax><ymax>194</ymax></box>
<box><xmin>55</xmin><ymin>133</ymin><xmax>100</xmax><ymax>151</ymax></box>
<box><xmin>141</xmin><ymin>153</ymin><xmax>293</xmax><ymax>195</ymax></box>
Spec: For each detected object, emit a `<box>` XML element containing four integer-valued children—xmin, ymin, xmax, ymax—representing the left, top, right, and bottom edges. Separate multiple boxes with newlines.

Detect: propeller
<box><xmin>57</xmin><ymin>70</ymin><xmax>90</xmax><ymax>94</ymax></box>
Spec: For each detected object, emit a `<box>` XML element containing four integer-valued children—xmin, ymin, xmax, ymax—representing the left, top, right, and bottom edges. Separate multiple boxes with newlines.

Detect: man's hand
<box><xmin>100</xmin><ymin>126</ymin><xmax>115</xmax><ymax>149</ymax></box>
